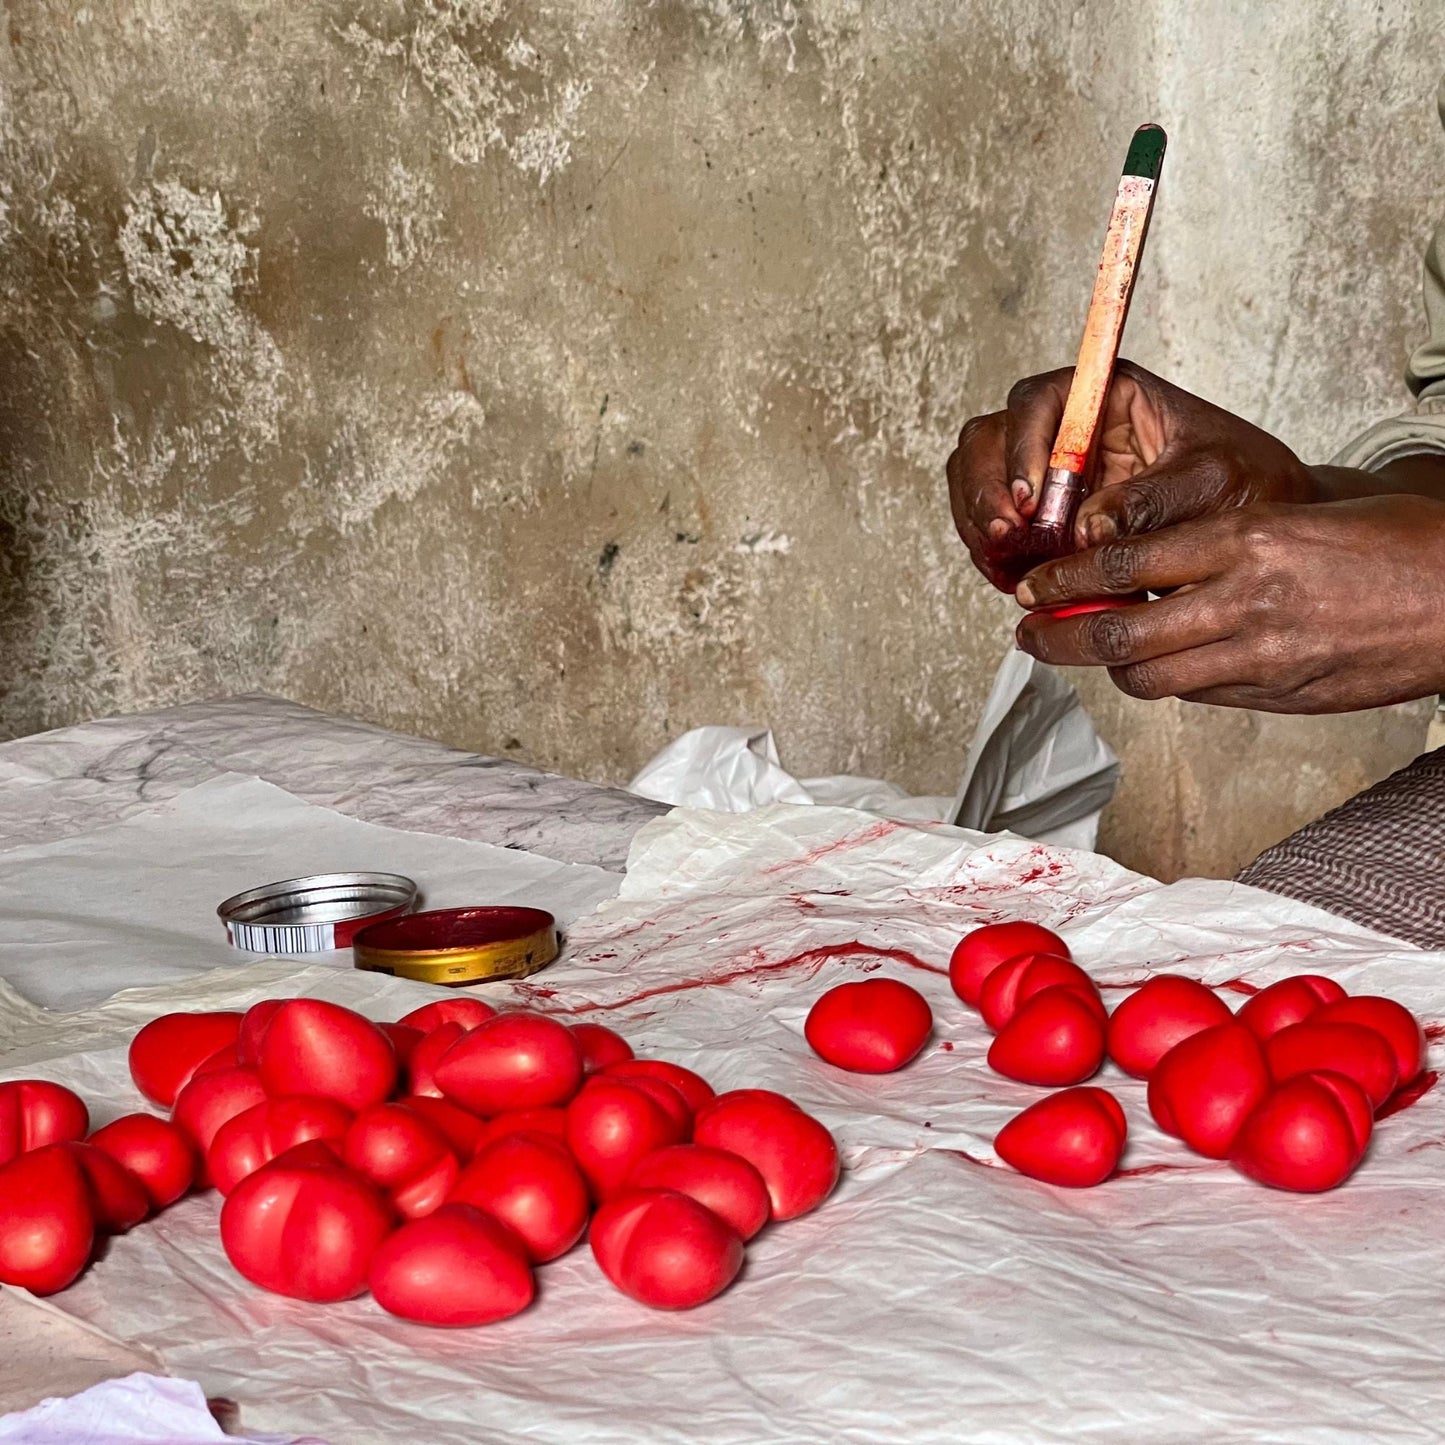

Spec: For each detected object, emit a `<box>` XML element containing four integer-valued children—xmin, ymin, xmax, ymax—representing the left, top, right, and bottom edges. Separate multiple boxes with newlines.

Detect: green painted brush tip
<box><xmin>1123</xmin><ymin>123</ymin><xmax>1167</xmax><ymax>180</ymax></box>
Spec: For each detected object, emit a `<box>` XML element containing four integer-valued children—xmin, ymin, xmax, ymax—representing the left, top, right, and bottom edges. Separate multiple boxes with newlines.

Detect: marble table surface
<box><xmin>0</xmin><ymin>694</ymin><xmax>665</xmax><ymax>1427</ymax></box>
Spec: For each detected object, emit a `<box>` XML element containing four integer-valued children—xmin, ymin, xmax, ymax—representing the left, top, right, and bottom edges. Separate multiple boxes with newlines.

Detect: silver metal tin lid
<box><xmin>217</xmin><ymin>871</ymin><xmax>418</xmax><ymax>955</ymax></box>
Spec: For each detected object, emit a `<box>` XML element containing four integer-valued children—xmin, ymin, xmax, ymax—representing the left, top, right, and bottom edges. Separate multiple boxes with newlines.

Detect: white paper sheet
<box><xmin>6</xmin><ymin>804</ymin><xmax>1444</xmax><ymax>1444</ymax></box>
<box><xmin>0</xmin><ymin>776</ymin><xmax>622</xmax><ymax>1010</ymax></box>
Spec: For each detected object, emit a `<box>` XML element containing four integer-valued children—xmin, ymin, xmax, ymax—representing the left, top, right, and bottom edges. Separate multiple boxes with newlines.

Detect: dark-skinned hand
<box><xmin>1012</xmin><ymin>496</ymin><xmax>1445</xmax><ymax>713</ymax></box>
<box><xmin>946</xmin><ymin>359</ymin><xmax>1316</xmax><ymax>589</ymax></box>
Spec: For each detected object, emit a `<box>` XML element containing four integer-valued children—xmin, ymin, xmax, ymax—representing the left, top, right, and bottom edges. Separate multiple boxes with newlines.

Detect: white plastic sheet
<box><xmin>0</xmin><ymin>775</ymin><xmax>622</xmax><ymax>1010</ymax></box>
<box><xmin>5</xmin><ymin>796</ymin><xmax>1445</xmax><ymax>1442</ymax></box>
<box><xmin>628</xmin><ymin>650</ymin><xmax>1118</xmax><ymax>849</ymax></box>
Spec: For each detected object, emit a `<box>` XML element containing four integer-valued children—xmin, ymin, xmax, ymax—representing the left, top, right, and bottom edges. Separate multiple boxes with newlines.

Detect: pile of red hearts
<box><xmin>804</xmin><ymin>920</ymin><xmax>1426</xmax><ymax>1193</ymax></box>
<box><xmin>0</xmin><ymin>997</ymin><xmax>838</xmax><ymax>1324</ymax></box>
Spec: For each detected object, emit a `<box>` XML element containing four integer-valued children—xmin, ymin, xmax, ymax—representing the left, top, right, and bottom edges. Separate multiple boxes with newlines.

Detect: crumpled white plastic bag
<box><xmin>0</xmin><ymin>1372</ymin><xmax>323</xmax><ymax>1445</ymax></box>
<box><xmin>628</xmin><ymin>649</ymin><xmax>1117</xmax><ymax>849</ymax></box>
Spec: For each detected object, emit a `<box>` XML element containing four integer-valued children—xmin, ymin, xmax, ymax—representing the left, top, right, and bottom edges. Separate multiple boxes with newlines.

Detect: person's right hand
<box><xmin>946</xmin><ymin>359</ymin><xmax>1318</xmax><ymax>590</ymax></box>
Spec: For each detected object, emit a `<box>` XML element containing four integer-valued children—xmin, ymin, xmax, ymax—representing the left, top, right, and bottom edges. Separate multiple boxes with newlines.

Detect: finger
<box><xmin>1002</xmin><ymin>369</ymin><xmax>1072</xmax><ymax>518</ymax></box>
<box><xmin>948</xmin><ymin>412</ymin><xmax>1023</xmax><ymax>547</ymax></box>
<box><xmin>1073</xmin><ymin>447</ymin><xmax>1231</xmax><ymax>548</ymax></box>
<box><xmin>1015</xmin><ymin>514</ymin><xmax>1231</xmax><ymax>607</ymax></box>
<box><xmin>1105</xmin><ymin>640</ymin><xmax>1259</xmax><ymax>704</ymax></box>
<box><xmin>1015</xmin><ymin>589</ymin><xmax>1226</xmax><ymax>670</ymax></box>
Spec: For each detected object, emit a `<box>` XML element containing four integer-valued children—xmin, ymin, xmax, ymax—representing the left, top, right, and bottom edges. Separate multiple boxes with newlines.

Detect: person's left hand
<box><xmin>1013</xmin><ymin>495</ymin><xmax>1445</xmax><ymax>712</ymax></box>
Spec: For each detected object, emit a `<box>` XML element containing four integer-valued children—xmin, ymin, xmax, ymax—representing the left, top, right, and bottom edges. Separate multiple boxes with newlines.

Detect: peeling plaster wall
<box><xmin>0</xmin><ymin>1</ymin><xmax>1437</xmax><ymax>880</ymax></box>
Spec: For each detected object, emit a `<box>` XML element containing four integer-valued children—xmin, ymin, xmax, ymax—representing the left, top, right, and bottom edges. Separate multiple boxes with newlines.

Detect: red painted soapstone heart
<box><xmin>450</xmin><ymin>1134</ymin><xmax>591</xmax><ymax>1263</ymax></box>
<box><xmin>804</xmin><ymin>978</ymin><xmax>933</xmax><ymax>1073</ymax></box>
<box><xmin>1106</xmin><ymin>977</ymin><xmax>1232</xmax><ymax>1078</ymax></box>
<box><xmin>0</xmin><ymin>1144</ymin><xmax>95</xmax><ymax>1295</ymax></box>
<box><xmin>370</xmin><ymin>1203</ymin><xmax>534</xmax><ymax>1327</ymax></box>
<box><xmin>613</xmin><ymin>1075</ymin><xmax>692</xmax><ymax>1138</ymax></box>
<box><xmin>1229</xmin><ymin>1071</ymin><xmax>1372</xmax><ymax>1192</ymax></box>
<box><xmin>65</xmin><ymin>1142</ymin><xmax>149</xmax><ymax>1233</ymax></box>
<box><xmin>1237</xmin><ymin>975</ymin><xmax>1346</xmax><ymax>1043</ymax></box>
<box><xmin>257</xmin><ymin>1001</ymin><xmax>397</xmax><ymax>1113</ymax></box>
<box><xmin>603</xmin><ymin>1059</ymin><xmax>716</xmax><ymax>1114</ymax></box>
<box><xmin>397</xmin><ymin>998</ymin><xmax>497</xmax><ymax>1035</ymax></box>
<box><xmin>236</xmin><ymin>1000</ymin><xmax>285</xmax><ymax>1068</ymax></box>
<box><xmin>590</xmin><ymin>1188</ymin><xmax>744</xmax><ymax>1310</ymax></box>
<box><xmin>435</xmin><ymin>1012</ymin><xmax>583</xmax><ymax>1116</ymax></box>
<box><xmin>88</xmin><ymin>1114</ymin><xmax>197</xmax><ymax>1210</ymax></box>
<box><xmin>0</xmin><ymin>1081</ymin><xmax>90</xmax><ymax>1167</ymax></box>
<box><xmin>221</xmin><ymin>1143</ymin><xmax>393</xmax><ymax>1302</ymax></box>
<box><xmin>565</xmin><ymin>1077</ymin><xmax>684</xmax><ymax>1200</ymax></box>
<box><xmin>1148</xmin><ymin>1022</ymin><xmax>1270</xmax><ymax>1158</ymax></box>
<box><xmin>1264</xmin><ymin>1021</ymin><xmax>1398</xmax><ymax>1109</ymax></box>
<box><xmin>379</xmin><ymin>1023</ymin><xmax>423</xmax><ymax>1070</ymax></box>
<box><xmin>343</xmin><ymin>1104</ymin><xmax>459</xmax><ymax>1220</ymax></box>
<box><xmin>1314</xmin><ymin>996</ymin><xmax>1424</xmax><ymax>1088</ymax></box>
<box><xmin>949</xmin><ymin>922</ymin><xmax>1070</xmax><ymax>1008</ymax></box>
<box><xmin>692</xmin><ymin>1090</ymin><xmax>838</xmax><ymax>1221</ymax></box>
<box><xmin>207</xmin><ymin>1095</ymin><xmax>355</xmax><ymax>1195</ymax></box>
<box><xmin>979</xmin><ymin>954</ymin><xmax>1100</xmax><ymax>1032</ymax></box>
<box><xmin>572</xmin><ymin>1023</ymin><xmax>635</xmax><ymax>1074</ymax></box>
<box><xmin>626</xmin><ymin>1144</ymin><xmax>771</xmax><ymax>1240</ymax></box>
<box><xmin>129</xmin><ymin>1012</ymin><xmax>243</xmax><ymax>1108</ymax></box>
<box><xmin>988</xmin><ymin>987</ymin><xmax>1105</xmax><ymax>1086</ymax></box>
<box><xmin>398</xmin><ymin>1096</ymin><xmax>488</xmax><ymax>1160</ymax></box>
<box><xmin>171</xmin><ymin>1067</ymin><xmax>267</xmax><ymax>1181</ymax></box>
<box><xmin>994</xmin><ymin>1087</ymin><xmax>1126</xmax><ymax>1188</ymax></box>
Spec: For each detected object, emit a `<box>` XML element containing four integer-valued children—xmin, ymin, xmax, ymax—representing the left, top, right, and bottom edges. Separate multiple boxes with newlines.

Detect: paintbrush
<box><xmin>1029</xmin><ymin>122</ymin><xmax>1167</xmax><ymax>551</ymax></box>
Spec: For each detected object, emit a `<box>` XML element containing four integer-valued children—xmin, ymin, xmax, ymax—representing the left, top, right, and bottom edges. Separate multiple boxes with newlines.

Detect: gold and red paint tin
<box><xmin>352</xmin><ymin>906</ymin><xmax>559</xmax><ymax>986</ymax></box>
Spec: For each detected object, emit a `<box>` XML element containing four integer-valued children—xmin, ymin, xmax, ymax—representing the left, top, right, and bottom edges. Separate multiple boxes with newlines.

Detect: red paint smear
<box><xmin>548</xmin><ymin>941</ymin><xmax>948</xmax><ymax>1017</ymax></box>
<box><xmin>1423</xmin><ymin>1022</ymin><xmax>1445</xmax><ymax>1042</ymax></box>
<box><xmin>940</xmin><ymin>1040</ymin><xmax>955</xmax><ymax>1052</ymax></box>
<box><xmin>759</xmin><ymin>819</ymin><xmax>902</xmax><ymax>876</ymax></box>
<box><xmin>1114</xmin><ymin>1161</ymin><xmax>1212</xmax><ymax>1178</ymax></box>
<box><xmin>1214</xmin><ymin>978</ymin><xmax>1261</xmax><ymax>997</ymax></box>
<box><xmin>1376</xmin><ymin>1070</ymin><xmax>1439</xmax><ymax>1120</ymax></box>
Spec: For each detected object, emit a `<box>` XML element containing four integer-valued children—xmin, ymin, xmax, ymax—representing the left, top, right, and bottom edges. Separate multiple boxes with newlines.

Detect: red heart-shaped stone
<box><xmin>397</xmin><ymin>998</ymin><xmax>497</xmax><ymax>1035</ymax></box>
<box><xmin>87</xmin><ymin>1114</ymin><xmax>196</xmax><ymax>1210</ymax></box>
<box><xmin>207</xmin><ymin>1095</ymin><xmax>355</xmax><ymax>1195</ymax></box>
<box><xmin>590</xmin><ymin>1188</ymin><xmax>744</xmax><ymax>1310</ymax></box>
<box><xmin>949</xmin><ymin>922</ymin><xmax>1069</xmax><ymax>1008</ymax></box>
<box><xmin>1107</xmin><ymin>977</ymin><xmax>1232</xmax><ymax>1078</ymax></box>
<box><xmin>1264</xmin><ymin>1021</ymin><xmax>1398</xmax><ymax>1109</ymax></box>
<box><xmin>626</xmin><ymin>1144</ymin><xmax>771</xmax><ymax>1240</ymax></box>
<box><xmin>980</xmin><ymin>954</ymin><xmax>1100</xmax><ymax>1032</ymax></box>
<box><xmin>64</xmin><ymin>1142</ymin><xmax>149</xmax><ymax>1233</ymax></box>
<box><xmin>602</xmin><ymin>1059</ymin><xmax>716</xmax><ymax>1114</ymax></box>
<box><xmin>257</xmin><ymin>1001</ymin><xmax>398</xmax><ymax>1113</ymax></box>
<box><xmin>988</xmin><ymin>987</ymin><xmax>1105</xmax><ymax>1086</ymax></box>
<box><xmin>1237</xmin><ymin>975</ymin><xmax>1346</xmax><ymax>1042</ymax></box>
<box><xmin>397</xmin><ymin>1096</ymin><xmax>488</xmax><ymax>1160</ymax></box>
<box><xmin>1148</xmin><ymin>1022</ymin><xmax>1270</xmax><ymax>1158</ymax></box>
<box><xmin>0</xmin><ymin>1081</ymin><xmax>89</xmax><ymax>1167</ymax></box>
<box><xmin>129</xmin><ymin>1012</ymin><xmax>243</xmax><ymax>1108</ymax></box>
<box><xmin>343</xmin><ymin>1104</ymin><xmax>459</xmax><ymax>1219</ymax></box>
<box><xmin>220</xmin><ymin>1144</ymin><xmax>393</xmax><ymax>1301</ymax></box>
<box><xmin>1315</xmin><ymin>996</ymin><xmax>1424</xmax><ymax>1088</ymax></box>
<box><xmin>1229</xmin><ymin>1071</ymin><xmax>1372</xmax><ymax>1192</ymax></box>
<box><xmin>0</xmin><ymin>1144</ymin><xmax>95</xmax><ymax>1294</ymax></box>
<box><xmin>450</xmin><ymin>1133</ymin><xmax>591</xmax><ymax>1263</ymax></box>
<box><xmin>370</xmin><ymin>1203</ymin><xmax>534</xmax><ymax>1327</ymax></box>
<box><xmin>435</xmin><ymin>1013</ymin><xmax>583</xmax><ymax>1116</ymax></box>
<box><xmin>994</xmin><ymin>1087</ymin><xmax>1126</xmax><ymax>1188</ymax></box>
<box><xmin>692</xmin><ymin>1090</ymin><xmax>838</xmax><ymax>1221</ymax></box>
<box><xmin>565</xmin><ymin>1077</ymin><xmax>684</xmax><ymax>1200</ymax></box>
<box><xmin>172</xmin><ymin>1067</ymin><xmax>267</xmax><ymax>1181</ymax></box>
<box><xmin>572</xmin><ymin>1023</ymin><xmax>635</xmax><ymax>1073</ymax></box>
<box><xmin>803</xmin><ymin>978</ymin><xmax>933</xmax><ymax>1073</ymax></box>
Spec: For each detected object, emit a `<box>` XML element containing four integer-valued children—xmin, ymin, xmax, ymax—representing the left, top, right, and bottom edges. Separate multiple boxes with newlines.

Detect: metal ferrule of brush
<box><xmin>1032</xmin><ymin>465</ymin><xmax>1087</xmax><ymax>544</ymax></box>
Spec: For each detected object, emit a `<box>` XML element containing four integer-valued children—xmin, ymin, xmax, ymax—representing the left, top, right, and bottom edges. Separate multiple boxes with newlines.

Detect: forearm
<box><xmin>1308</xmin><ymin>453</ymin><xmax>1445</xmax><ymax>504</ymax></box>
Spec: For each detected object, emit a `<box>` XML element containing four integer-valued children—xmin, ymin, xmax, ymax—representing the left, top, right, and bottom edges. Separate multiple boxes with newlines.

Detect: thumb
<box><xmin>1073</xmin><ymin>448</ymin><xmax>1233</xmax><ymax>546</ymax></box>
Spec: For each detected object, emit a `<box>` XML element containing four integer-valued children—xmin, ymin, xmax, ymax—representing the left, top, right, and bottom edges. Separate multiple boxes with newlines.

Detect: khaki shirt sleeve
<box><xmin>1331</xmin><ymin>77</ymin><xmax>1445</xmax><ymax>468</ymax></box>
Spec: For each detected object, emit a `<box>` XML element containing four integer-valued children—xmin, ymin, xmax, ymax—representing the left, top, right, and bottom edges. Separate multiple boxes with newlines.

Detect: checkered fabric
<box><xmin>1235</xmin><ymin>746</ymin><xmax>1445</xmax><ymax>949</ymax></box>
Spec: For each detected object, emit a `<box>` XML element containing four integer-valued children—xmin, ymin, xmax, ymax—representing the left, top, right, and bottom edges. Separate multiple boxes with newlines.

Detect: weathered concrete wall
<box><xmin>0</xmin><ymin>1</ymin><xmax>1437</xmax><ymax>880</ymax></box>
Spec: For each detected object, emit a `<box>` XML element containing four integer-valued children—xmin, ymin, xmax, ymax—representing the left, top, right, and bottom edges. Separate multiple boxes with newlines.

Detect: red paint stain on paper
<box><xmin>1376</xmin><ymin>1070</ymin><xmax>1439</xmax><ymax>1120</ymax></box>
<box><xmin>760</xmin><ymin>820</ymin><xmax>903</xmax><ymax>875</ymax></box>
